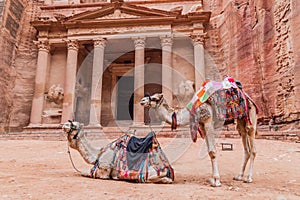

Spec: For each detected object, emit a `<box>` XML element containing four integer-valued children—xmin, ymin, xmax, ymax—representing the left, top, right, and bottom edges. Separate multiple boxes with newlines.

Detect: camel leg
<box><xmin>234</xmin><ymin>119</ymin><xmax>250</xmax><ymax>181</ymax></box>
<box><xmin>244</xmin><ymin>107</ymin><xmax>257</xmax><ymax>183</ymax></box>
<box><xmin>147</xmin><ymin>166</ymin><xmax>173</xmax><ymax>184</ymax></box>
<box><xmin>244</xmin><ymin>131</ymin><xmax>256</xmax><ymax>183</ymax></box>
<box><xmin>204</xmin><ymin>123</ymin><xmax>221</xmax><ymax>187</ymax></box>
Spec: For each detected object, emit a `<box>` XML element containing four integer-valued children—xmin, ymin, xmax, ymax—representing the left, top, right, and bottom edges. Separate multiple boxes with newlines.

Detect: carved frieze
<box><xmin>39</xmin><ymin>30</ymin><xmax>49</xmax><ymax>38</ymax></box>
<box><xmin>67</xmin><ymin>25</ymin><xmax>170</xmax><ymax>37</ymax></box>
<box><xmin>97</xmin><ymin>9</ymin><xmax>139</xmax><ymax>20</ymax></box>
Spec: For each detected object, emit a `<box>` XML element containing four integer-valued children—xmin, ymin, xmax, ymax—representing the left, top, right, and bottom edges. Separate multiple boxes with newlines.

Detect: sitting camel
<box><xmin>140</xmin><ymin>85</ymin><xmax>258</xmax><ymax>187</ymax></box>
<box><xmin>62</xmin><ymin>121</ymin><xmax>174</xmax><ymax>183</ymax></box>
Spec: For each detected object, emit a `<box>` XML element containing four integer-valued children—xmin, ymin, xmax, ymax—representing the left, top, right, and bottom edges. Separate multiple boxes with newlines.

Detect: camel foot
<box><xmin>80</xmin><ymin>170</ymin><xmax>92</xmax><ymax>178</ymax></box>
<box><xmin>208</xmin><ymin>178</ymin><xmax>221</xmax><ymax>187</ymax></box>
<box><xmin>243</xmin><ymin>176</ymin><xmax>253</xmax><ymax>183</ymax></box>
<box><xmin>148</xmin><ymin>177</ymin><xmax>173</xmax><ymax>184</ymax></box>
<box><xmin>233</xmin><ymin>175</ymin><xmax>243</xmax><ymax>181</ymax></box>
<box><xmin>159</xmin><ymin>177</ymin><xmax>173</xmax><ymax>184</ymax></box>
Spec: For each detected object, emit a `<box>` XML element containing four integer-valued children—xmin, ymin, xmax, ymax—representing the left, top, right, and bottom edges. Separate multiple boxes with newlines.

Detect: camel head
<box><xmin>140</xmin><ymin>93</ymin><xmax>164</xmax><ymax>108</ymax></box>
<box><xmin>62</xmin><ymin>120</ymin><xmax>84</xmax><ymax>148</ymax></box>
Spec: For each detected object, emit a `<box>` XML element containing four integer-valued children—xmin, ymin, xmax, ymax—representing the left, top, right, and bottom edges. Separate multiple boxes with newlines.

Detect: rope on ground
<box><xmin>67</xmin><ymin>145</ymin><xmax>82</xmax><ymax>174</ymax></box>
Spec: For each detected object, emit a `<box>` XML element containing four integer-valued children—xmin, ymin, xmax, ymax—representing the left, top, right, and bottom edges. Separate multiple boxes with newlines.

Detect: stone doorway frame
<box><xmin>109</xmin><ymin>64</ymin><xmax>134</xmax><ymax>125</ymax></box>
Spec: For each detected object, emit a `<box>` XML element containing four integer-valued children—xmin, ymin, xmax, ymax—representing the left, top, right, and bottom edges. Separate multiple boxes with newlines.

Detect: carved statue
<box><xmin>174</xmin><ymin>80</ymin><xmax>195</xmax><ymax>106</ymax></box>
<box><xmin>46</xmin><ymin>84</ymin><xmax>64</xmax><ymax>105</ymax></box>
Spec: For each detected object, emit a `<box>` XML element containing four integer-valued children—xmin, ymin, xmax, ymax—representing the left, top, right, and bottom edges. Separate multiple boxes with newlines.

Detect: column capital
<box><xmin>34</xmin><ymin>40</ymin><xmax>50</xmax><ymax>52</ymax></box>
<box><xmin>133</xmin><ymin>37</ymin><xmax>146</xmax><ymax>49</ymax></box>
<box><xmin>66</xmin><ymin>40</ymin><xmax>79</xmax><ymax>51</ymax></box>
<box><xmin>190</xmin><ymin>32</ymin><xmax>208</xmax><ymax>46</ymax></box>
<box><xmin>93</xmin><ymin>38</ymin><xmax>107</xmax><ymax>49</ymax></box>
<box><xmin>160</xmin><ymin>35</ymin><xmax>173</xmax><ymax>48</ymax></box>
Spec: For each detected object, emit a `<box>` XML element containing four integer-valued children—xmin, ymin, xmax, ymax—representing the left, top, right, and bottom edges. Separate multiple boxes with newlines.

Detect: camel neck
<box><xmin>154</xmin><ymin>100</ymin><xmax>190</xmax><ymax>127</ymax></box>
<box><xmin>71</xmin><ymin>135</ymin><xmax>99</xmax><ymax>164</ymax></box>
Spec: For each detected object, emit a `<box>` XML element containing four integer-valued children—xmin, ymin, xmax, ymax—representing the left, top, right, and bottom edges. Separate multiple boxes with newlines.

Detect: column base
<box><xmin>86</xmin><ymin>123</ymin><xmax>103</xmax><ymax>129</ymax></box>
<box><xmin>28</xmin><ymin>123</ymin><xmax>42</xmax><ymax>127</ymax></box>
<box><xmin>131</xmin><ymin>121</ymin><xmax>145</xmax><ymax>127</ymax></box>
<box><xmin>23</xmin><ymin>123</ymin><xmax>62</xmax><ymax>134</ymax></box>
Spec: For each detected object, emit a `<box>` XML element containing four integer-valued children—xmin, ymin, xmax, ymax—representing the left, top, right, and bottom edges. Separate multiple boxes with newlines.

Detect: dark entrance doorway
<box><xmin>117</xmin><ymin>76</ymin><xmax>134</xmax><ymax>120</ymax></box>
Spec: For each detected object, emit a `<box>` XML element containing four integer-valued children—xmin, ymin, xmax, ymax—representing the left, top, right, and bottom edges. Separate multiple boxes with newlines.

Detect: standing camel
<box><xmin>140</xmin><ymin>89</ymin><xmax>258</xmax><ymax>187</ymax></box>
<box><xmin>62</xmin><ymin>121</ymin><xmax>174</xmax><ymax>183</ymax></box>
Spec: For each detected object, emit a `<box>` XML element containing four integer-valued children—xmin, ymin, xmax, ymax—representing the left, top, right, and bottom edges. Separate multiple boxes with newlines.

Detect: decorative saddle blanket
<box><xmin>187</xmin><ymin>77</ymin><xmax>258</xmax><ymax>142</ymax></box>
<box><xmin>90</xmin><ymin>132</ymin><xmax>174</xmax><ymax>183</ymax></box>
<box><xmin>212</xmin><ymin>87</ymin><xmax>248</xmax><ymax>121</ymax></box>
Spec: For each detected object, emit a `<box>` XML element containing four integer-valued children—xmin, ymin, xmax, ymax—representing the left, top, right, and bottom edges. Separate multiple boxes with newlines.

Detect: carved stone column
<box><xmin>160</xmin><ymin>35</ymin><xmax>173</xmax><ymax>106</ymax></box>
<box><xmin>29</xmin><ymin>40</ymin><xmax>50</xmax><ymax>125</ymax></box>
<box><xmin>133</xmin><ymin>37</ymin><xmax>145</xmax><ymax>125</ymax></box>
<box><xmin>191</xmin><ymin>33</ymin><xmax>207</xmax><ymax>89</ymax></box>
<box><xmin>89</xmin><ymin>38</ymin><xmax>106</xmax><ymax>127</ymax></box>
<box><xmin>61</xmin><ymin>40</ymin><xmax>79</xmax><ymax>123</ymax></box>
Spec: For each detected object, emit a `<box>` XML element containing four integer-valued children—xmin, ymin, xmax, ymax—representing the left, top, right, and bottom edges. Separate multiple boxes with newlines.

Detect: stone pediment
<box><xmin>96</xmin><ymin>9</ymin><xmax>139</xmax><ymax>20</ymax></box>
<box><xmin>66</xmin><ymin>2</ymin><xmax>178</xmax><ymax>22</ymax></box>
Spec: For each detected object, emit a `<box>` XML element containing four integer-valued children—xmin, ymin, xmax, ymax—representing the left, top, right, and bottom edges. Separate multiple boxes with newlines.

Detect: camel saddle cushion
<box><xmin>115</xmin><ymin>132</ymin><xmax>174</xmax><ymax>182</ymax></box>
<box><xmin>212</xmin><ymin>87</ymin><xmax>248</xmax><ymax>121</ymax></box>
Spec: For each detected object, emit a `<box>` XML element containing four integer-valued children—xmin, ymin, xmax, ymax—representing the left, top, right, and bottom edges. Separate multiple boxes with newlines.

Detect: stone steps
<box><xmin>0</xmin><ymin>129</ymin><xmax>299</xmax><ymax>141</ymax></box>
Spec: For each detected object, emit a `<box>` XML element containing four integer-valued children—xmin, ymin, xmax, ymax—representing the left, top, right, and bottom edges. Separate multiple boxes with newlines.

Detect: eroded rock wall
<box><xmin>8</xmin><ymin>1</ymin><xmax>40</xmax><ymax>131</ymax></box>
<box><xmin>0</xmin><ymin>0</ymin><xmax>28</xmax><ymax>132</ymax></box>
<box><xmin>205</xmin><ymin>0</ymin><xmax>300</xmax><ymax>127</ymax></box>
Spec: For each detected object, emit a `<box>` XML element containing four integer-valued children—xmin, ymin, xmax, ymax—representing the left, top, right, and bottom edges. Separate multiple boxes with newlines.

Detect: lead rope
<box><xmin>67</xmin><ymin>145</ymin><xmax>82</xmax><ymax>174</ymax></box>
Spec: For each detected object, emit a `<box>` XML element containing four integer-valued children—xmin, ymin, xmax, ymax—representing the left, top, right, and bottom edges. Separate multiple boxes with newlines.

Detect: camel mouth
<box><xmin>140</xmin><ymin>101</ymin><xmax>151</xmax><ymax>108</ymax></box>
<box><xmin>62</xmin><ymin>126</ymin><xmax>72</xmax><ymax>135</ymax></box>
<box><xmin>62</xmin><ymin>121</ymin><xmax>79</xmax><ymax>134</ymax></box>
<box><xmin>62</xmin><ymin>124</ymin><xmax>71</xmax><ymax>134</ymax></box>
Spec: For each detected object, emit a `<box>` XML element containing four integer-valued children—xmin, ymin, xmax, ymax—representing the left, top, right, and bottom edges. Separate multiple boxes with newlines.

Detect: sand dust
<box><xmin>0</xmin><ymin>137</ymin><xmax>299</xmax><ymax>200</ymax></box>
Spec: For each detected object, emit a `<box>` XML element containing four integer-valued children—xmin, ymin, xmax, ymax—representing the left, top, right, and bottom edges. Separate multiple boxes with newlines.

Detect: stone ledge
<box><xmin>0</xmin><ymin>129</ymin><xmax>299</xmax><ymax>141</ymax></box>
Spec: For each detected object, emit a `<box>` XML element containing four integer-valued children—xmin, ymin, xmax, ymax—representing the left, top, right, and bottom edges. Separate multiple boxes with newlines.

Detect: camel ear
<box><xmin>158</xmin><ymin>93</ymin><xmax>163</xmax><ymax>99</ymax></box>
<box><xmin>68</xmin><ymin>120</ymin><xmax>74</xmax><ymax>126</ymax></box>
<box><xmin>144</xmin><ymin>92</ymin><xmax>151</xmax><ymax>98</ymax></box>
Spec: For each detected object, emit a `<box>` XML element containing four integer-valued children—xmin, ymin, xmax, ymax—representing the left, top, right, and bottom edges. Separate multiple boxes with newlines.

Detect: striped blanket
<box><xmin>187</xmin><ymin>77</ymin><xmax>239</xmax><ymax>111</ymax></box>
<box><xmin>187</xmin><ymin>77</ymin><xmax>252</xmax><ymax>142</ymax></box>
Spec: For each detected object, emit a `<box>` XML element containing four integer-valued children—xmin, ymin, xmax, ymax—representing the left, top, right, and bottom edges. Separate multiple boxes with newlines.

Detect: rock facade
<box><xmin>0</xmin><ymin>0</ymin><xmax>299</xmax><ymax>132</ymax></box>
<box><xmin>0</xmin><ymin>0</ymin><xmax>30</xmax><ymax>132</ymax></box>
<box><xmin>205</xmin><ymin>0</ymin><xmax>300</xmax><ymax>128</ymax></box>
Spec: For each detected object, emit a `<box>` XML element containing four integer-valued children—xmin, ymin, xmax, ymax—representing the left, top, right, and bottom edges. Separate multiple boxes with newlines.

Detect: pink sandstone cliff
<box><xmin>0</xmin><ymin>0</ymin><xmax>299</xmax><ymax>131</ymax></box>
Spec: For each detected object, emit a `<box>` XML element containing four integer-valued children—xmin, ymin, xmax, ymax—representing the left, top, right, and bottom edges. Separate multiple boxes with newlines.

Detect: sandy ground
<box><xmin>0</xmin><ymin>136</ymin><xmax>299</xmax><ymax>200</ymax></box>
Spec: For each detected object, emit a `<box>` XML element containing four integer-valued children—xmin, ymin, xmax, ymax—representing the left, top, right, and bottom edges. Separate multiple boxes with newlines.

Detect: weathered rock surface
<box><xmin>205</xmin><ymin>0</ymin><xmax>300</xmax><ymax>129</ymax></box>
<box><xmin>0</xmin><ymin>0</ymin><xmax>299</xmax><ymax>131</ymax></box>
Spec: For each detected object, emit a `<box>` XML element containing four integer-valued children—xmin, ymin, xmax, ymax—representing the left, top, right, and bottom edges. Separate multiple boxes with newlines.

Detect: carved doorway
<box><xmin>116</xmin><ymin>76</ymin><xmax>134</xmax><ymax>120</ymax></box>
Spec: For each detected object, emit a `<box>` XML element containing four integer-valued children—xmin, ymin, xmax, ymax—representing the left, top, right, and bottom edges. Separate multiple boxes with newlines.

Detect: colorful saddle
<box><xmin>187</xmin><ymin>76</ymin><xmax>257</xmax><ymax>142</ymax></box>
